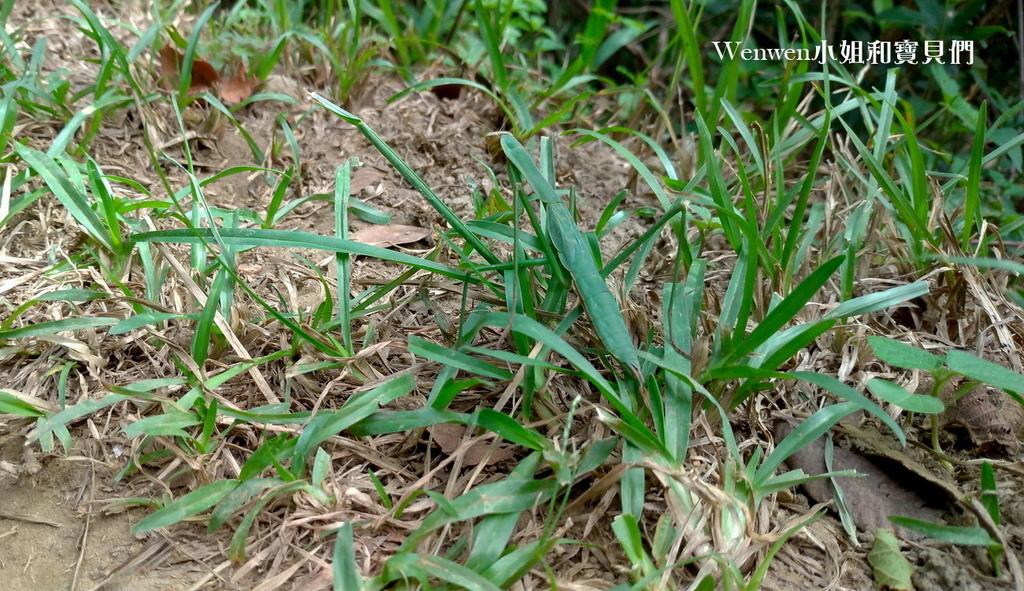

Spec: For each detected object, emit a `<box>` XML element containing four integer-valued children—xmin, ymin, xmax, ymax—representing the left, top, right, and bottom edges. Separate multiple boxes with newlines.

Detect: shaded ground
<box><xmin>2</xmin><ymin>1</ymin><xmax>1023</xmax><ymax>590</ymax></box>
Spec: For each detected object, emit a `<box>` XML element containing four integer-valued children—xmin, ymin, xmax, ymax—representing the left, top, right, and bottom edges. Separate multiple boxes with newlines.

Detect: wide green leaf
<box><xmin>500</xmin><ymin>134</ymin><xmax>641</xmax><ymax>376</ymax></box>
<box><xmin>889</xmin><ymin>517</ymin><xmax>997</xmax><ymax>546</ymax></box>
<box><xmin>868</xmin><ymin>337</ymin><xmax>942</xmax><ymax>371</ymax></box>
<box><xmin>866</xmin><ymin>378</ymin><xmax>944</xmax><ymax>414</ymax></box>
<box><xmin>946</xmin><ymin>350</ymin><xmax>1024</xmax><ymax>397</ymax></box>
<box><xmin>868</xmin><ymin>529</ymin><xmax>914</xmax><ymax>591</ymax></box>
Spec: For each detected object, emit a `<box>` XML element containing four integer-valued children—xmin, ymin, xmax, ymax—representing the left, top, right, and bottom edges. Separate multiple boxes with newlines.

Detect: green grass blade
<box><xmin>400</xmin><ymin>479</ymin><xmax>556</xmax><ymax>552</ymax></box>
<box><xmin>474</xmin><ymin>0</ymin><xmax>506</xmax><ymax>93</ymax></box>
<box><xmin>293</xmin><ymin>373</ymin><xmax>415</xmax><ymax>471</ymax></box>
<box><xmin>839</xmin><ymin>118</ymin><xmax>930</xmax><ymax>250</ymax></box>
<box><xmin>568</xmin><ymin>128</ymin><xmax>672</xmax><ymax>210</ymax></box>
<box><xmin>693</xmin><ymin>108</ymin><xmax>741</xmax><ymax>249</ymax></box>
<box><xmin>719</xmin><ymin>255</ymin><xmax>844</xmax><ymax>368</ymax></box>
<box><xmin>393</xmin><ymin>553</ymin><xmax>503</xmax><ymax>590</ymax></box>
<box><xmin>122</xmin><ymin>410</ymin><xmax>202</xmax><ymax>439</ymax></box>
<box><xmin>409</xmin><ymin>335</ymin><xmax>514</xmax><ymax>380</ymax></box>
<box><xmin>133</xmin><ymin>480</ymin><xmax>239</xmax><ymax>533</ymax></box>
<box><xmin>778</xmin><ymin>111</ymin><xmax>830</xmax><ymax>284</ymax></box>
<box><xmin>210</xmin><ymin>478</ymin><xmax>284</xmax><ymax>531</ymax></box>
<box><xmin>753</xmin><ymin>401</ymin><xmax>859</xmax><ymax>489</ymax></box>
<box><xmin>961</xmin><ymin>100</ymin><xmax>987</xmax><ymax>249</ymax></box>
<box><xmin>0</xmin><ymin>313</ymin><xmax>113</xmax><ymax>339</ymax></box>
<box><xmin>334</xmin><ymin>161</ymin><xmax>354</xmax><ymax>354</ymax></box>
<box><xmin>333</xmin><ymin>522</ymin><xmax>363</xmax><ymax>591</ymax></box>
<box><xmin>465</xmin><ymin>454</ymin><xmax>542</xmax><ymax>572</ymax></box>
<box><xmin>669</xmin><ymin>0</ymin><xmax>705</xmax><ymax>117</ymax></box>
<box><xmin>791</xmin><ymin>372</ymin><xmax>905</xmax><ymax>446</ymax></box>
<box><xmin>0</xmin><ymin>391</ymin><xmax>46</xmax><ymax>417</ymax></box>
<box><xmin>500</xmin><ymin>134</ymin><xmax>640</xmax><ymax>376</ymax></box>
<box><xmin>191</xmin><ymin>265</ymin><xmax>230</xmax><ymax>367</ymax></box>
<box><xmin>824</xmin><ymin>281</ymin><xmax>930</xmax><ymax>320</ymax></box>
<box><xmin>15</xmin><ymin>144</ymin><xmax>115</xmax><ymax>252</ymax></box>
<box><xmin>133</xmin><ymin>227</ymin><xmax>472</xmax><ymax>282</ymax></box>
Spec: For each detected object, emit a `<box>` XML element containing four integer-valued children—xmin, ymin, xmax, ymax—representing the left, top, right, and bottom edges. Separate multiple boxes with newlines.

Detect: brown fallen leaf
<box><xmin>219</xmin><ymin>62</ymin><xmax>259</xmax><ymax>104</ymax></box>
<box><xmin>835</xmin><ymin>422</ymin><xmax>962</xmax><ymax>504</ymax></box>
<box><xmin>158</xmin><ymin>43</ymin><xmax>219</xmax><ymax>94</ymax></box>
<box><xmin>428</xmin><ymin>422</ymin><xmax>464</xmax><ymax>454</ymax></box>
<box><xmin>940</xmin><ymin>381</ymin><xmax>1023</xmax><ymax>455</ymax></box>
<box><xmin>426</xmin><ymin>423</ymin><xmax>516</xmax><ymax>467</ymax></box>
<box><xmin>775</xmin><ymin>418</ymin><xmax>948</xmax><ymax>539</ymax></box>
<box><xmin>349</xmin><ymin>224</ymin><xmax>431</xmax><ymax>248</ymax></box>
<box><xmin>157</xmin><ymin>44</ymin><xmax>179</xmax><ymax>89</ymax></box>
<box><xmin>349</xmin><ymin>168</ymin><xmax>385</xmax><ymax>195</ymax></box>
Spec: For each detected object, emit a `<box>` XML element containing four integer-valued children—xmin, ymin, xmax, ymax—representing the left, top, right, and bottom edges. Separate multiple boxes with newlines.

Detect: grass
<box><xmin>2</xmin><ymin>0</ymin><xmax>1024</xmax><ymax>589</ymax></box>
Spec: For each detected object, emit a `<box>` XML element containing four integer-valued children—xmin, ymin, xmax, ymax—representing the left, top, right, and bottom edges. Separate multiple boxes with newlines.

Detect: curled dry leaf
<box><xmin>349</xmin><ymin>224</ymin><xmax>431</xmax><ymax>248</ymax></box>
<box><xmin>157</xmin><ymin>44</ymin><xmax>258</xmax><ymax>104</ymax></box>
<box><xmin>940</xmin><ymin>381</ymin><xmax>1024</xmax><ymax>455</ymax></box>
<box><xmin>157</xmin><ymin>44</ymin><xmax>179</xmax><ymax>88</ymax></box>
<box><xmin>158</xmin><ymin>44</ymin><xmax>219</xmax><ymax>94</ymax></box>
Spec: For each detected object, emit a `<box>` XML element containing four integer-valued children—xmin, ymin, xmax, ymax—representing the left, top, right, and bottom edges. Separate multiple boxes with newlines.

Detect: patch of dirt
<box><xmin>0</xmin><ymin>436</ymin><xmax>204</xmax><ymax>590</ymax></box>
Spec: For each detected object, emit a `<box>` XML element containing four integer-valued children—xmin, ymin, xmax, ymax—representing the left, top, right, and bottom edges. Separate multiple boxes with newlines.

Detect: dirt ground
<box><xmin>2</xmin><ymin>1</ymin><xmax>1024</xmax><ymax>590</ymax></box>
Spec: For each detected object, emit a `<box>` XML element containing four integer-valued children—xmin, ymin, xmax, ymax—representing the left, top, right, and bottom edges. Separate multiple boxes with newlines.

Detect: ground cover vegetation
<box><xmin>1</xmin><ymin>0</ymin><xmax>1023</xmax><ymax>589</ymax></box>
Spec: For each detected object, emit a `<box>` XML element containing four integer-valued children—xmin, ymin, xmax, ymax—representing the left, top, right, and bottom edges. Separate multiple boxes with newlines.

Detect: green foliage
<box><xmin>868</xmin><ymin>336</ymin><xmax>1024</xmax><ymax>411</ymax></box>
<box><xmin>4</xmin><ymin>0</ymin><xmax>1024</xmax><ymax>588</ymax></box>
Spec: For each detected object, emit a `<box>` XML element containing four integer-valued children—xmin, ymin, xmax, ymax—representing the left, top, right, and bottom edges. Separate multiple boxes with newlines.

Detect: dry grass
<box><xmin>1</xmin><ymin>1</ymin><xmax>1023</xmax><ymax>590</ymax></box>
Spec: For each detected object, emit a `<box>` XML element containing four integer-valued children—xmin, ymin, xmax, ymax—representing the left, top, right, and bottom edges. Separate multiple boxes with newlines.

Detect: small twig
<box><xmin>69</xmin><ymin>464</ymin><xmax>95</xmax><ymax>591</ymax></box>
<box><xmin>0</xmin><ymin>512</ymin><xmax>61</xmax><ymax>528</ymax></box>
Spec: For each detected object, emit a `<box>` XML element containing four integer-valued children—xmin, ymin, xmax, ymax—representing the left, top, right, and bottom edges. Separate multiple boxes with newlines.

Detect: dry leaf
<box><xmin>350</xmin><ymin>224</ymin><xmax>431</xmax><ymax>248</ymax></box>
<box><xmin>776</xmin><ymin>419</ymin><xmax>948</xmax><ymax>539</ymax></box>
<box><xmin>428</xmin><ymin>422</ymin><xmax>463</xmax><ymax>454</ymax></box>
<box><xmin>157</xmin><ymin>44</ymin><xmax>179</xmax><ymax>89</ymax></box>
<box><xmin>462</xmin><ymin>442</ymin><xmax>516</xmax><ymax>466</ymax></box>
<box><xmin>349</xmin><ymin>168</ymin><xmax>385</xmax><ymax>195</ymax></box>
<box><xmin>190</xmin><ymin>59</ymin><xmax>219</xmax><ymax>93</ymax></box>
<box><xmin>220</xmin><ymin>62</ymin><xmax>259</xmax><ymax>104</ymax></box>
<box><xmin>941</xmin><ymin>383</ymin><xmax>1023</xmax><ymax>455</ymax></box>
<box><xmin>426</xmin><ymin>423</ymin><xmax>517</xmax><ymax>467</ymax></box>
<box><xmin>157</xmin><ymin>43</ymin><xmax>219</xmax><ymax>94</ymax></box>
